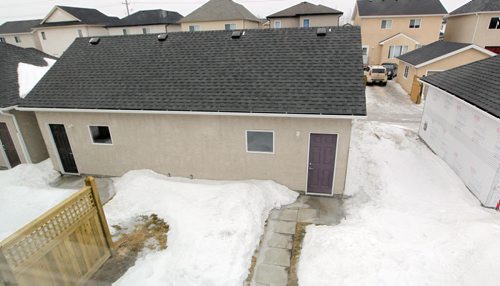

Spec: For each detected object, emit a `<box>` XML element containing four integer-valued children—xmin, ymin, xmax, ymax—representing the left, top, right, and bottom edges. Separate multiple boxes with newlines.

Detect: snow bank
<box><xmin>0</xmin><ymin>160</ymin><xmax>75</xmax><ymax>241</ymax></box>
<box><xmin>298</xmin><ymin>121</ymin><xmax>500</xmax><ymax>286</ymax></box>
<box><xmin>17</xmin><ymin>58</ymin><xmax>56</xmax><ymax>98</ymax></box>
<box><xmin>105</xmin><ymin>170</ymin><xmax>298</xmax><ymax>286</ymax></box>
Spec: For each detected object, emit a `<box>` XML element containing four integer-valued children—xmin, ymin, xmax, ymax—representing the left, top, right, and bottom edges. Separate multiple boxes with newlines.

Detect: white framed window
<box><xmin>122</xmin><ymin>28</ymin><xmax>128</xmax><ymax>35</ymax></box>
<box><xmin>274</xmin><ymin>20</ymin><xmax>282</xmax><ymax>28</ymax></box>
<box><xmin>403</xmin><ymin>65</ymin><xmax>410</xmax><ymax>79</ymax></box>
<box><xmin>41</xmin><ymin>31</ymin><xmax>46</xmax><ymax>40</ymax></box>
<box><xmin>381</xmin><ymin>19</ymin><xmax>392</xmax><ymax>29</ymax></box>
<box><xmin>388</xmin><ymin>45</ymin><xmax>408</xmax><ymax>58</ymax></box>
<box><xmin>14</xmin><ymin>36</ymin><xmax>21</xmax><ymax>43</ymax></box>
<box><xmin>142</xmin><ymin>27</ymin><xmax>150</xmax><ymax>34</ymax></box>
<box><xmin>77</xmin><ymin>29</ymin><xmax>83</xmax><ymax>37</ymax></box>
<box><xmin>189</xmin><ymin>25</ymin><xmax>200</xmax><ymax>32</ymax></box>
<box><xmin>409</xmin><ymin>19</ymin><xmax>421</xmax><ymax>28</ymax></box>
<box><xmin>225</xmin><ymin>23</ymin><xmax>237</xmax><ymax>31</ymax></box>
<box><xmin>303</xmin><ymin>18</ymin><xmax>310</xmax><ymax>27</ymax></box>
<box><xmin>489</xmin><ymin>17</ymin><xmax>500</xmax><ymax>29</ymax></box>
<box><xmin>415</xmin><ymin>44</ymin><xmax>423</xmax><ymax>49</ymax></box>
<box><xmin>246</xmin><ymin>130</ymin><xmax>274</xmax><ymax>154</ymax></box>
<box><xmin>89</xmin><ymin>126</ymin><xmax>113</xmax><ymax>145</ymax></box>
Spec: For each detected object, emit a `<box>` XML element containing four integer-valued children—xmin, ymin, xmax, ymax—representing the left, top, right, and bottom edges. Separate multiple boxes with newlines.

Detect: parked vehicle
<box><xmin>364</xmin><ymin>65</ymin><xmax>388</xmax><ymax>86</ymax></box>
<box><xmin>382</xmin><ymin>62</ymin><xmax>398</xmax><ymax>80</ymax></box>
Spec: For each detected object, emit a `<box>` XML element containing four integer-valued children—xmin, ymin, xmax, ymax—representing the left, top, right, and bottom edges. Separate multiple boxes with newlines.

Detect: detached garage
<box><xmin>420</xmin><ymin>56</ymin><xmax>500</xmax><ymax>208</ymax></box>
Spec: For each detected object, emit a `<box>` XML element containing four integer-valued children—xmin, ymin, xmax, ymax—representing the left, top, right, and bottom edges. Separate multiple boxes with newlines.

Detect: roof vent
<box><xmin>316</xmin><ymin>28</ymin><xmax>327</xmax><ymax>37</ymax></box>
<box><xmin>157</xmin><ymin>33</ymin><xmax>168</xmax><ymax>41</ymax></box>
<box><xmin>89</xmin><ymin>37</ymin><xmax>100</xmax><ymax>45</ymax></box>
<box><xmin>232</xmin><ymin>30</ymin><xmax>242</xmax><ymax>39</ymax></box>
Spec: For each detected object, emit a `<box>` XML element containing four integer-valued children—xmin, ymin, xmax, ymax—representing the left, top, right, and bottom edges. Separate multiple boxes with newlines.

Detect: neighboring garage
<box><xmin>419</xmin><ymin>56</ymin><xmax>500</xmax><ymax>208</ymax></box>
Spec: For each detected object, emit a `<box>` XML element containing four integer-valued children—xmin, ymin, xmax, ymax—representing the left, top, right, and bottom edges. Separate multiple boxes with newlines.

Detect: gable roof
<box><xmin>178</xmin><ymin>0</ymin><xmax>260</xmax><ymax>23</ymax></box>
<box><xmin>20</xmin><ymin>27</ymin><xmax>366</xmax><ymax>117</ymax></box>
<box><xmin>107</xmin><ymin>9</ymin><xmax>183</xmax><ymax>27</ymax></box>
<box><xmin>450</xmin><ymin>0</ymin><xmax>500</xmax><ymax>16</ymax></box>
<box><xmin>422</xmin><ymin>55</ymin><xmax>500</xmax><ymax>118</ymax></box>
<box><xmin>356</xmin><ymin>0</ymin><xmax>447</xmax><ymax>17</ymax></box>
<box><xmin>0</xmin><ymin>43</ymin><xmax>56</xmax><ymax>108</ymax></box>
<box><xmin>267</xmin><ymin>2</ymin><xmax>343</xmax><ymax>18</ymax></box>
<box><xmin>398</xmin><ymin>41</ymin><xmax>472</xmax><ymax>66</ymax></box>
<box><xmin>379</xmin><ymin>33</ymin><xmax>420</xmax><ymax>45</ymax></box>
<box><xmin>0</xmin><ymin>19</ymin><xmax>42</xmax><ymax>34</ymax></box>
<box><xmin>36</xmin><ymin>6</ymin><xmax>119</xmax><ymax>28</ymax></box>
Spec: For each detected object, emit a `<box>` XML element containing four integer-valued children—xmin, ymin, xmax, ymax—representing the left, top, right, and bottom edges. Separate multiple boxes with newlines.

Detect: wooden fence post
<box><xmin>0</xmin><ymin>250</ymin><xmax>16</xmax><ymax>285</ymax></box>
<box><xmin>85</xmin><ymin>177</ymin><xmax>114</xmax><ymax>253</ymax></box>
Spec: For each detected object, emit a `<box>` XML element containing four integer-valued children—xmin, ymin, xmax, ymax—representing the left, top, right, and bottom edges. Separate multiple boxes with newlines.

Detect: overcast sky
<box><xmin>0</xmin><ymin>0</ymin><xmax>470</xmax><ymax>24</ymax></box>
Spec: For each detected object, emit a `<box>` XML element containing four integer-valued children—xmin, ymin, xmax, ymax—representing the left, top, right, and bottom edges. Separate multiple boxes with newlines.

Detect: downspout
<box><xmin>472</xmin><ymin>13</ymin><xmax>480</xmax><ymax>44</ymax></box>
<box><xmin>0</xmin><ymin>107</ymin><xmax>32</xmax><ymax>164</ymax></box>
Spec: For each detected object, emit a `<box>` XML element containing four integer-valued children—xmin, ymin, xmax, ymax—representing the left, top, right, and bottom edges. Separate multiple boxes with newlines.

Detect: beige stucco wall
<box><xmin>397</xmin><ymin>48</ymin><xmax>491</xmax><ymax>93</ymax></box>
<box><xmin>355</xmin><ymin>14</ymin><xmax>443</xmax><ymax>64</ymax></box>
<box><xmin>269</xmin><ymin>17</ymin><xmax>300</xmax><ymax>28</ymax></box>
<box><xmin>380</xmin><ymin>34</ymin><xmax>421</xmax><ymax>64</ymax></box>
<box><xmin>0</xmin><ymin>114</ymin><xmax>28</xmax><ymax>168</ymax></box>
<box><xmin>180</xmin><ymin>20</ymin><xmax>260</xmax><ymax>31</ymax></box>
<box><xmin>10</xmin><ymin>110</ymin><xmax>49</xmax><ymax>163</ymax></box>
<box><xmin>35</xmin><ymin>112</ymin><xmax>353</xmax><ymax>194</ymax></box>
<box><xmin>269</xmin><ymin>15</ymin><xmax>340</xmax><ymax>28</ymax></box>
<box><xmin>0</xmin><ymin>33</ymin><xmax>42</xmax><ymax>49</ymax></box>
<box><xmin>445</xmin><ymin>14</ymin><xmax>500</xmax><ymax>48</ymax></box>
<box><xmin>107</xmin><ymin>24</ymin><xmax>181</xmax><ymax>35</ymax></box>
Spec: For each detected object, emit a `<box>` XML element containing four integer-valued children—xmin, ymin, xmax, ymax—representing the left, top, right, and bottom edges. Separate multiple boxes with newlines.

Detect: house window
<box><xmin>303</xmin><ymin>19</ymin><xmax>310</xmax><ymax>27</ymax></box>
<box><xmin>142</xmin><ymin>27</ymin><xmax>150</xmax><ymax>34</ymax></box>
<box><xmin>381</xmin><ymin>19</ymin><xmax>392</xmax><ymax>29</ymax></box>
<box><xmin>77</xmin><ymin>29</ymin><xmax>83</xmax><ymax>37</ymax></box>
<box><xmin>41</xmin><ymin>31</ymin><xmax>46</xmax><ymax>40</ymax></box>
<box><xmin>189</xmin><ymin>25</ymin><xmax>200</xmax><ymax>32</ymax></box>
<box><xmin>246</xmin><ymin>131</ymin><xmax>274</xmax><ymax>154</ymax></box>
<box><xmin>415</xmin><ymin>44</ymin><xmax>423</xmax><ymax>49</ymax></box>
<box><xmin>388</xmin><ymin>45</ymin><xmax>408</xmax><ymax>58</ymax></box>
<box><xmin>409</xmin><ymin>19</ymin><xmax>421</xmax><ymax>28</ymax></box>
<box><xmin>89</xmin><ymin>126</ymin><xmax>112</xmax><ymax>144</ymax></box>
<box><xmin>489</xmin><ymin>17</ymin><xmax>500</xmax><ymax>29</ymax></box>
<box><xmin>403</xmin><ymin>65</ymin><xmax>410</xmax><ymax>79</ymax></box>
<box><xmin>274</xmin><ymin>20</ymin><xmax>282</xmax><ymax>28</ymax></box>
<box><xmin>14</xmin><ymin>36</ymin><xmax>21</xmax><ymax>43</ymax></box>
<box><xmin>0</xmin><ymin>37</ymin><xmax>5</xmax><ymax>42</ymax></box>
<box><xmin>122</xmin><ymin>29</ymin><xmax>128</xmax><ymax>35</ymax></box>
<box><xmin>225</xmin><ymin>24</ymin><xmax>237</xmax><ymax>31</ymax></box>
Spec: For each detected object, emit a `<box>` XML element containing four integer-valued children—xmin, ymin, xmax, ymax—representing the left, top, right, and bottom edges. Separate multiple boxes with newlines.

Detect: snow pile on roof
<box><xmin>0</xmin><ymin>160</ymin><xmax>76</xmax><ymax>241</ymax></box>
<box><xmin>17</xmin><ymin>58</ymin><xmax>56</xmax><ymax>98</ymax></box>
<box><xmin>298</xmin><ymin>121</ymin><xmax>500</xmax><ymax>285</ymax></box>
<box><xmin>105</xmin><ymin>170</ymin><xmax>298</xmax><ymax>285</ymax></box>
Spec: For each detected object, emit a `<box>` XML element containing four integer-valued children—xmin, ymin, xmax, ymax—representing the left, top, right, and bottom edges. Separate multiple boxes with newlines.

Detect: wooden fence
<box><xmin>0</xmin><ymin>177</ymin><xmax>113</xmax><ymax>285</ymax></box>
<box><xmin>410</xmin><ymin>75</ymin><xmax>423</xmax><ymax>104</ymax></box>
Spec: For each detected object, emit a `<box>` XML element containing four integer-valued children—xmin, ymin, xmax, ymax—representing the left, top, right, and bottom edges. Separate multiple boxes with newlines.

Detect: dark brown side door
<box><xmin>307</xmin><ymin>134</ymin><xmax>337</xmax><ymax>195</ymax></box>
<box><xmin>0</xmin><ymin>122</ymin><xmax>21</xmax><ymax>168</ymax></box>
<box><xmin>49</xmin><ymin>124</ymin><xmax>78</xmax><ymax>174</ymax></box>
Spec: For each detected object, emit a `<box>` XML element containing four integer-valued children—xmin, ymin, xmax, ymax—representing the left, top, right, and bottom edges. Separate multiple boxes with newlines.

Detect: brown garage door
<box><xmin>0</xmin><ymin>122</ymin><xmax>21</xmax><ymax>168</ymax></box>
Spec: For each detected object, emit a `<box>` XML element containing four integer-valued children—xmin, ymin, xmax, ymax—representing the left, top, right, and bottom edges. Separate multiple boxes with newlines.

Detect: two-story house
<box><xmin>178</xmin><ymin>0</ymin><xmax>262</xmax><ymax>32</ymax></box>
<box><xmin>445</xmin><ymin>0</ymin><xmax>500</xmax><ymax>54</ymax></box>
<box><xmin>31</xmin><ymin>6</ymin><xmax>119</xmax><ymax>57</ymax></box>
<box><xmin>352</xmin><ymin>0</ymin><xmax>447</xmax><ymax>65</ymax></box>
<box><xmin>107</xmin><ymin>9</ymin><xmax>183</xmax><ymax>35</ymax></box>
<box><xmin>0</xmin><ymin>20</ymin><xmax>42</xmax><ymax>50</ymax></box>
<box><xmin>267</xmin><ymin>2</ymin><xmax>343</xmax><ymax>28</ymax></box>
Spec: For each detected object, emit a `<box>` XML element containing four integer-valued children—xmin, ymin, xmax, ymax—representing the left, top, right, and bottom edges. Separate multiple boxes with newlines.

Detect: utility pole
<box><xmin>122</xmin><ymin>0</ymin><xmax>131</xmax><ymax>16</ymax></box>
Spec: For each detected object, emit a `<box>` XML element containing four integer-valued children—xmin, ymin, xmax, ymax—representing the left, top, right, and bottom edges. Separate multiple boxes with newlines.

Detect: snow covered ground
<box><xmin>104</xmin><ymin>170</ymin><xmax>298</xmax><ymax>286</ymax></box>
<box><xmin>298</xmin><ymin>121</ymin><xmax>500</xmax><ymax>286</ymax></box>
<box><xmin>0</xmin><ymin>160</ymin><xmax>76</xmax><ymax>240</ymax></box>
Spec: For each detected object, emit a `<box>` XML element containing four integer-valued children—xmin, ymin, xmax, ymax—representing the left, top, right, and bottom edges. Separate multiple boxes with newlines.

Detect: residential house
<box><xmin>178</xmin><ymin>0</ymin><xmax>262</xmax><ymax>32</ymax></box>
<box><xmin>352</xmin><ymin>0</ymin><xmax>447</xmax><ymax>65</ymax></box>
<box><xmin>267</xmin><ymin>2</ymin><xmax>343</xmax><ymax>28</ymax></box>
<box><xmin>19</xmin><ymin>27</ymin><xmax>366</xmax><ymax>196</ymax></box>
<box><xmin>419</xmin><ymin>56</ymin><xmax>500</xmax><ymax>207</ymax></box>
<box><xmin>445</xmin><ymin>0</ymin><xmax>500</xmax><ymax>54</ymax></box>
<box><xmin>396</xmin><ymin>41</ymin><xmax>494</xmax><ymax>94</ymax></box>
<box><xmin>0</xmin><ymin>19</ymin><xmax>42</xmax><ymax>50</ymax></box>
<box><xmin>0</xmin><ymin>43</ymin><xmax>53</xmax><ymax>168</ymax></box>
<box><xmin>32</xmin><ymin>6</ymin><xmax>119</xmax><ymax>57</ymax></box>
<box><xmin>107</xmin><ymin>9</ymin><xmax>183</xmax><ymax>35</ymax></box>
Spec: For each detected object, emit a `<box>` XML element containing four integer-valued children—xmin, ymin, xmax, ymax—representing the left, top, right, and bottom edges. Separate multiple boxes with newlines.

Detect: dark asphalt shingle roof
<box><xmin>267</xmin><ymin>2</ymin><xmax>343</xmax><ymax>18</ymax></box>
<box><xmin>21</xmin><ymin>27</ymin><xmax>366</xmax><ymax>116</ymax></box>
<box><xmin>0</xmin><ymin>19</ymin><xmax>42</xmax><ymax>34</ymax></box>
<box><xmin>107</xmin><ymin>10</ymin><xmax>183</xmax><ymax>27</ymax></box>
<box><xmin>0</xmin><ymin>43</ymin><xmax>56</xmax><ymax>108</ymax></box>
<box><xmin>422</xmin><ymin>55</ymin><xmax>500</xmax><ymax>118</ymax></box>
<box><xmin>357</xmin><ymin>0</ymin><xmax>447</xmax><ymax>17</ymax></box>
<box><xmin>178</xmin><ymin>0</ymin><xmax>260</xmax><ymax>23</ymax></box>
<box><xmin>36</xmin><ymin>6</ymin><xmax>119</xmax><ymax>28</ymax></box>
<box><xmin>398</xmin><ymin>41</ymin><xmax>471</xmax><ymax>66</ymax></box>
<box><xmin>450</xmin><ymin>0</ymin><xmax>500</xmax><ymax>15</ymax></box>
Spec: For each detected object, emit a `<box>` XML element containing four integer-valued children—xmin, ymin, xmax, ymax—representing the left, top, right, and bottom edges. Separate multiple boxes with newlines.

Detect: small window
<box><xmin>225</xmin><ymin>23</ymin><xmax>236</xmax><ymax>31</ymax></box>
<box><xmin>303</xmin><ymin>19</ymin><xmax>310</xmax><ymax>28</ymax></box>
<box><xmin>41</xmin><ymin>31</ymin><xmax>46</xmax><ymax>40</ymax></box>
<box><xmin>388</xmin><ymin>45</ymin><xmax>408</xmax><ymax>58</ymax></box>
<box><xmin>142</xmin><ymin>27</ymin><xmax>150</xmax><ymax>34</ymax></box>
<box><xmin>381</xmin><ymin>19</ymin><xmax>392</xmax><ymax>29</ymax></box>
<box><xmin>246</xmin><ymin>131</ymin><xmax>274</xmax><ymax>154</ymax></box>
<box><xmin>89</xmin><ymin>126</ymin><xmax>112</xmax><ymax>144</ymax></box>
<box><xmin>489</xmin><ymin>17</ymin><xmax>500</xmax><ymax>29</ymax></box>
<box><xmin>409</xmin><ymin>19</ymin><xmax>421</xmax><ymax>28</ymax></box>
<box><xmin>189</xmin><ymin>25</ymin><xmax>200</xmax><ymax>32</ymax></box>
<box><xmin>77</xmin><ymin>29</ymin><xmax>83</xmax><ymax>37</ymax></box>
<box><xmin>403</xmin><ymin>65</ymin><xmax>410</xmax><ymax>79</ymax></box>
<box><xmin>122</xmin><ymin>29</ymin><xmax>128</xmax><ymax>35</ymax></box>
<box><xmin>0</xmin><ymin>37</ymin><xmax>5</xmax><ymax>42</ymax></box>
<box><xmin>274</xmin><ymin>20</ymin><xmax>282</xmax><ymax>28</ymax></box>
<box><xmin>415</xmin><ymin>44</ymin><xmax>423</xmax><ymax>49</ymax></box>
<box><xmin>14</xmin><ymin>36</ymin><xmax>21</xmax><ymax>43</ymax></box>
